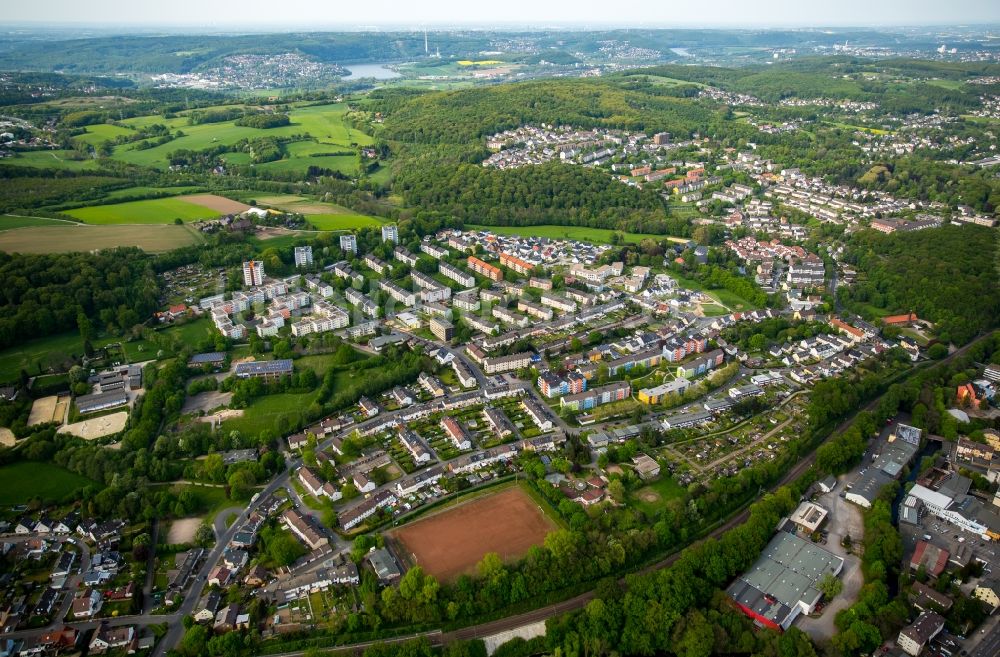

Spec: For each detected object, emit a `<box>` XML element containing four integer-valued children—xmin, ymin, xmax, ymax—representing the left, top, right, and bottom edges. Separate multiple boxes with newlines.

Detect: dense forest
<box><xmin>839</xmin><ymin>224</ymin><xmax>1000</xmax><ymax>344</ymax></box>
<box><xmin>374</xmin><ymin>79</ymin><xmax>721</xmax><ymax>144</ymax></box>
<box><xmin>396</xmin><ymin>161</ymin><xmax>682</xmax><ymax>232</ymax></box>
<box><xmin>0</xmin><ymin>249</ymin><xmax>160</xmax><ymax>352</ymax></box>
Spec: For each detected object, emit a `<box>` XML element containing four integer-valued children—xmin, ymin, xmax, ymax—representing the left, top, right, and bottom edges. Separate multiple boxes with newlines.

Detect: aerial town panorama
<box><xmin>0</xmin><ymin>3</ymin><xmax>999</xmax><ymax>657</ymax></box>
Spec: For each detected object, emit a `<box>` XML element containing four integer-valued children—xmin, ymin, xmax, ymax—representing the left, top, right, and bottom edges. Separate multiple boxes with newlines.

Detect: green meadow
<box><xmin>64</xmin><ymin>197</ymin><xmax>221</xmax><ymax>224</ymax></box>
<box><xmin>0</xmin><ymin>462</ymin><xmax>99</xmax><ymax>504</ymax></box>
<box><xmin>108</xmin><ymin>103</ymin><xmax>371</xmax><ymax>173</ymax></box>
<box><xmin>0</xmin><ymin>150</ymin><xmax>100</xmax><ymax>171</ymax></box>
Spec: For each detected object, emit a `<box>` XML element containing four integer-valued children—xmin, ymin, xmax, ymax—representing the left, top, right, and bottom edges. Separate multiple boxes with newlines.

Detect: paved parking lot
<box><xmin>899</xmin><ymin>511</ymin><xmax>996</xmax><ymax>577</ymax></box>
<box><xmin>795</xmin><ymin>474</ymin><xmax>865</xmax><ymax>640</ymax></box>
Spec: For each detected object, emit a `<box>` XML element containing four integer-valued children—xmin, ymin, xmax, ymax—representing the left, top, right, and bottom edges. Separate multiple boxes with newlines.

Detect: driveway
<box><xmin>796</xmin><ymin>476</ymin><xmax>865</xmax><ymax>641</ymax></box>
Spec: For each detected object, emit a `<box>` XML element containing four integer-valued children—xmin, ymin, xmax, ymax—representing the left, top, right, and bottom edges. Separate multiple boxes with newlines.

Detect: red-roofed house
<box><xmin>956</xmin><ymin>384</ymin><xmax>980</xmax><ymax>409</ymax></box>
<box><xmin>883</xmin><ymin>313</ymin><xmax>919</xmax><ymax>326</ymax></box>
<box><xmin>910</xmin><ymin>541</ymin><xmax>949</xmax><ymax>578</ymax></box>
<box><xmin>167</xmin><ymin>304</ymin><xmax>189</xmax><ymax>319</ymax></box>
<box><xmin>831</xmin><ymin>318</ymin><xmax>865</xmax><ymax>342</ymax></box>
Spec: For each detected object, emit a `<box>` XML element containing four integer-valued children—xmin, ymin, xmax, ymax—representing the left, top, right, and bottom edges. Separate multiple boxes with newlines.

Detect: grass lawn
<box><xmin>466</xmin><ymin>224</ymin><xmax>685</xmax><ymax>245</ymax></box>
<box><xmin>0</xmin><ymin>332</ymin><xmax>87</xmax><ymax>383</ymax></box>
<box><xmin>0</xmin><ymin>321</ymin><xmax>206</xmax><ymax>383</ymax></box>
<box><xmin>220</xmin><ymin>390</ymin><xmax>319</xmax><ymax>436</ymax></box>
<box><xmin>158</xmin><ymin>318</ymin><xmax>216</xmax><ymax>346</ymax></box>
<box><xmin>368</xmin><ymin>165</ymin><xmax>392</xmax><ymax>185</ymax></box>
<box><xmin>629</xmin><ymin>475</ymin><xmax>687</xmax><ymax>516</ymax></box>
<box><xmin>147</xmin><ymin>482</ymin><xmax>235</xmax><ymax>518</ymax></box>
<box><xmin>854</xmin><ymin>303</ymin><xmax>892</xmax><ymax>319</ymax></box>
<box><xmin>0</xmin><ymin>215</ymin><xmax>74</xmax><ymax>231</ymax></box>
<box><xmin>294</xmin><ymin>353</ymin><xmax>369</xmax><ymax>377</ymax></box>
<box><xmin>0</xmin><ymin>462</ymin><xmax>99</xmax><ymax>504</ymax></box>
<box><xmin>668</xmin><ymin>272</ymin><xmax>761</xmax><ymax>310</ymax></box>
<box><xmin>823</xmin><ymin>121</ymin><xmax>892</xmax><ymax>135</ymax></box>
<box><xmin>0</xmin><ymin>150</ymin><xmax>100</xmax><ymax>171</ymax></box>
<box><xmin>707</xmin><ymin>287</ymin><xmax>760</xmax><ymax>311</ymax></box>
<box><xmin>0</xmin><ymin>224</ymin><xmax>204</xmax><ymax>254</ymax></box>
<box><xmin>306</xmin><ymin>214</ymin><xmax>383</xmax><ymax>230</ymax></box>
<box><xmin>63</xmin><ymin>197</ymin><xmax>222</xmax><ymax>224</ymax></box>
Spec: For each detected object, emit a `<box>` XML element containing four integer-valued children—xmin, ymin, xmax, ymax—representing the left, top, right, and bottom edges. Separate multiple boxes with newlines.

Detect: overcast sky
<box><xmin>4</xmin><ymin>0</ymin><xmax>999</xmax><ymax>29</ymax></box>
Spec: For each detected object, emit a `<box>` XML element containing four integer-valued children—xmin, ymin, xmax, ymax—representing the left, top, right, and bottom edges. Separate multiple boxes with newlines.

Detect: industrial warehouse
<box><xmin>726</xmin><ymin>521</ymin><xmax>845</xmax><ymax>630</ymax></box>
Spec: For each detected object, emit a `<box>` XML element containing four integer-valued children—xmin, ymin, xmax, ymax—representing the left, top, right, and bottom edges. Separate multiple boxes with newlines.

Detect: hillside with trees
<box><xmin>374</xmin><ymin>79</ymin><xmax>721</xmax><ymax>145</ymax></box>
<box><xmin>396</xmin><ymin>161</ymin><xmax>679</xmax><ymax>233</ymax></box>
<box><xmin>838</xmin><ymin>224</ymin><xmax>1000</xmax><ymax>344</ymax></box>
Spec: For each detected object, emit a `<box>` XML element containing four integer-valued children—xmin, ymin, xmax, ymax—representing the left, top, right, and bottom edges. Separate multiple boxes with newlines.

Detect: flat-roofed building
<box><xmin>430</xmin><ymin>317</ymin><xmax>454</xmax><ymax>342</ymax></box>
<box><xmin>560</xmin><ymin>381</ymin><xmax>631</xmax><ymax>411</ymax></box>
<box><xmin>661</xmin><ymin>410</ymin><xmax>712</xmax><ymax>430</ymax></box>
<box><xmin>726</xmin><ymin>527</ymin><xmax>844</xmax><ymax>631</ymax></box>
<box><xmin>235</xmin><ymin>359</ymin><xmax>293</xmax><ymax>380</ymax></box>
<box><xmin>790</xmin><ymin>501</ymin><xmax>828</xmax><ymax>534</ymax></box>
<box><xmin>76</xmin><ymin>390</ymin><xmax>129</xmax><ymax>415</ymax></box>
<box><xmin>294</xmin><ymin>246</ymin><xmax>314</xmax><ymax>267</ymax></box>
<box><xmin>339</xmin><ymin>234</ymin><xmax>357</xmax><ymax>255</ymax></box>
<box><xmin>242</xmin><ymin>260</ymin><xmax>265</xmax><ymax>287</ymax></box>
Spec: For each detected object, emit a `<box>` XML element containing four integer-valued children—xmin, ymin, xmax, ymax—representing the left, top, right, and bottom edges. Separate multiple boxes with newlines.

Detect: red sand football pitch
<box><xmin>390</xmin><ymin>486</ymin><xmax>557</xmax><ymax>582</ymax></box>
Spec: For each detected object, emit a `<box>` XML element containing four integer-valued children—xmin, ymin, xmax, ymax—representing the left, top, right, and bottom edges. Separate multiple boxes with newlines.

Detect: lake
<box><xmin>343</xmin><ymin>63</ymin><xmax>401</xmax><ymax>80</ymax></box>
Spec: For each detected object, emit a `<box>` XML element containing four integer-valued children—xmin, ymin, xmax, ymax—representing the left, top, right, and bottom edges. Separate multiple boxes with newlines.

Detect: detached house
<box><xmin>71</xmin><ymin>589</ymin><xmax>103</xmax><ymax>618</ymax></box>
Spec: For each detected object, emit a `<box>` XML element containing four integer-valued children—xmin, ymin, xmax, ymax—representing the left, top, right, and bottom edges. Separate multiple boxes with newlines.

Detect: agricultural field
<box><xmin>248</xmin><ymin>194</ymin><xmax>384</xmax><ymax>230</ymax></box>
<box><xmin>63</xmin><ymin>195</ymin><xmax>232</xmax><ymax>224</ymax></box>
<box><xmin>0</xmin><ymin>462</ymin><xmax>99</xmax><ymax>505</ymax></box>
<box><xmin>0</xmin><ymin>215</ymin><xmax>74</xmax><ymax>230</ymax></box>
<box><xmin>390</xmin><ymin>485</ymin><xmax>557</xmax><ymax>582</ymax></box>
<box><xmin>466</xmin><ymin>224</ymin><xmax>685</xmax><ymax>245</ymax></box>
<box><xmin>0</xmin><ymin>224</ymin><xmax>203</xmax><ymax>254</ymax></box>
